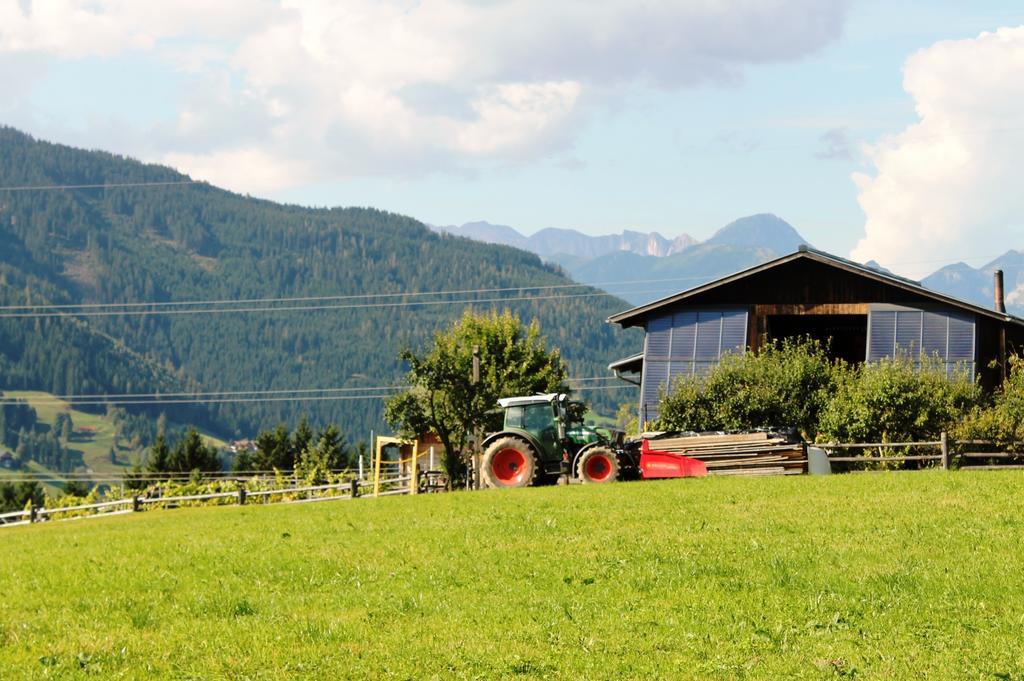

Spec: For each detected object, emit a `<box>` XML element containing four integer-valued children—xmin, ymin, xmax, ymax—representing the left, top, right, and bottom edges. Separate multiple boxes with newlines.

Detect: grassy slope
<box><xmin>2</xmin><ymin>472</ymin><xmax>1023</xmax><ymax>679</ymax></box>
<box><xmin>5</xmin><ymin>391</ymin><xmax>228</xmax><ymax>486</ymax></box>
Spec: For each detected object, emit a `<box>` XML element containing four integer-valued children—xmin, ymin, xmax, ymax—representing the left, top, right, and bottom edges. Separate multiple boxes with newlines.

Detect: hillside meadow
<box><xmin>1</xmin><ymin>391</ymin><xmax>227</xmax><ymax>493</ymax></box>
<box><xmin>2</xmin><ymin>471</ymin><xmax>1023</xmax><ymax>679</ymax></box>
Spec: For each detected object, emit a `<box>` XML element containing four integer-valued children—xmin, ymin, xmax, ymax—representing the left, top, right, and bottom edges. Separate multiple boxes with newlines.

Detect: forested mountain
<box><xmin>0</xmin><ymin>127</ymin><xmax>641</xmax><ymax>443</ymax></box>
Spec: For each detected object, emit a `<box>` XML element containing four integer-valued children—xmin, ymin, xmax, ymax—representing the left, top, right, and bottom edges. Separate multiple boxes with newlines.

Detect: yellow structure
<box><xmin>372</xmin><ymin>434</ymin><xmax>444</xmax><ymax>497</ymax></box>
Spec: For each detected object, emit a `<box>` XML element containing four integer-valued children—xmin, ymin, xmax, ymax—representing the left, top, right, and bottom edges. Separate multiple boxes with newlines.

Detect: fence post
<box><xmin>940</xmin><ymin>431</ymin><xmax>951</xmax><ymax>470</ymax></box>
<box><xmin>350</xmin><ymin>478</ymin><xmax>359</xmax><ymax>499</ymax></box>
<box><xmin>29</xmin><ymin>505</ymin><xmax>38</xmax><ymax>523</ymax></box>
<box><xmin>410</xmin><ymin>442</ymin><xmax>419</xmax><ymax>496</ymax></box>
<box><xmin>132</xmin><ymin>495</ymin><xmax>141</xmax><ymax>512</ymax></box>
<box><xmin>237</xmin><ymin>487</ymin><xmax>247</xmax><ymax>505</ymax></box>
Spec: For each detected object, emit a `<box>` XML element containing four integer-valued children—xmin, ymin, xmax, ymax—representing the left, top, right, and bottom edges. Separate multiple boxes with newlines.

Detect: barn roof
<box><xmin>607</xmin><ymin>246</ymin><xmax>1024</xmax><ymax>329</ymax></box>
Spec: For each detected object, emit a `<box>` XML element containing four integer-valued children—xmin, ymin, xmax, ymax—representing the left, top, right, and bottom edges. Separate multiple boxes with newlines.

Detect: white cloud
<box><xmin>163</xmin><ymin>147</ymin><xmax>311</xmax><ymax>195</ymax></box>
<box><xmin>851</xmin><ymin>26</ymin><xmax>1024</xmax><ymax>279</ymax></box>
<box><xmin>0</xmin><ymin>0</ymin><xmax>277</xmax><ymax>57</ymax></box>
<box><xmin>1</xmin><ymin>0</ymin><xmax>849</xmax><ymax>191</ymax></box>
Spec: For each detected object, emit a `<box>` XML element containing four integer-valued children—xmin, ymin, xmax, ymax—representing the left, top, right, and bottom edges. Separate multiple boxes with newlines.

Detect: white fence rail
<box><xmin>1</xmin><ymin>476</ymin><xmax>410</xmax><ymax>529</ymax></box>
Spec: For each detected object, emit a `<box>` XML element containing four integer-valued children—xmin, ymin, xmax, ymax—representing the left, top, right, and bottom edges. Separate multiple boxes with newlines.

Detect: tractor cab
<box><xmin>498</xmin><ymin>393</ymin><xmax>568</xmax><ymax>453</ymax></box>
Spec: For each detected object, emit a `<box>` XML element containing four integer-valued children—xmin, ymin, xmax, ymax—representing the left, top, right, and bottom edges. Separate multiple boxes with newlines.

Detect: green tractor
<box><xmin>479</xmin><ymin>393</ymin><xmax>637</xmax><ymax>488</ymax></box>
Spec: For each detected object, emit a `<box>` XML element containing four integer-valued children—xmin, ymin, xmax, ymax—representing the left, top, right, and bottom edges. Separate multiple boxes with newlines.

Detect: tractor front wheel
<box><xmin>576</xmin><ymin>447</ymin><xmax>620</xmax><ymax>484</ymax></box>
<box><xmin>481</xmin><ymin>437</ymin><xmax>539</xmax><ymax>489</ymax></box>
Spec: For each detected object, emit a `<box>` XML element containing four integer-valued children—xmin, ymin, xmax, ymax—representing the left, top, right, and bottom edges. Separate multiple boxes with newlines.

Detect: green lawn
<box><xmin>2</xmin><ymin>471</ymin><xmax>1023</xmax><ymax>679</ymax></box>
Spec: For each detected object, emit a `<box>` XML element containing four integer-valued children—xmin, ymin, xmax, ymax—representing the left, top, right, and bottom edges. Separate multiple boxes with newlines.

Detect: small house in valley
<box><xmin>608</xmin><ymin>246</ymin><xmax>1024</xmax><ymax>424</ymax></box>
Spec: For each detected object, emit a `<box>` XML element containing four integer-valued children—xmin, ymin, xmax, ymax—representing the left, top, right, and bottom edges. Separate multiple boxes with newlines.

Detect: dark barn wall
<box><xmin>977</xmin><ymin>319</ymin><xmax>1024</xmax><ymax>389</ymax></box>
<box><xmin>665</xmin><ymin>259</ymin><xmax>961</xmax><ymax>309</ymax></box>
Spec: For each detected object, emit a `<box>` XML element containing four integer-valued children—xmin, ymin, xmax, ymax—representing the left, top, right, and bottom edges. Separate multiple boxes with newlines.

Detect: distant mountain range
<box><xmin>435</xmin><ymin>221</ymin><xmax>697</xmax><ymax>263</ymax></box>
<box><xmin>435</xmin><ymin>214</ymin><xmax>811</xmax><ymax>304</ymax></box>
<box><xmin>435</xmin><ymin>215</ymin><xmax>1023</xmax><ymax>315</ymax></box>
<box><xmin>923</xmin><ymin>251</ymin><xmax>1024</xmax><ymax>313</ymax></box>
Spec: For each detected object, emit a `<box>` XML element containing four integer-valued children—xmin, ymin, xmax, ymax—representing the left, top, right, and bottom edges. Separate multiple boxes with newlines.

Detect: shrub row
<box><xmin>656</xmin><ymin>338</ymin><xmax>999</xmax><ymax>445</ymax></box>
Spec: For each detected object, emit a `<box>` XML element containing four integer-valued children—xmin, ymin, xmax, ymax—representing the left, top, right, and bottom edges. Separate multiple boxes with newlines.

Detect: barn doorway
<box><xmin>765</xmin><ymin>314</ymin><xmax>868</xmax><ymax>365</ymax></box>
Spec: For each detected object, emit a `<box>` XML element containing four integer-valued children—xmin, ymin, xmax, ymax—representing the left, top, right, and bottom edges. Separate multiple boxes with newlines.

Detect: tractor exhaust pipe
<box><xmin>995</xmin><ymin>269</ymin><xmax>1007</xmax><ymax>314</ymax></box>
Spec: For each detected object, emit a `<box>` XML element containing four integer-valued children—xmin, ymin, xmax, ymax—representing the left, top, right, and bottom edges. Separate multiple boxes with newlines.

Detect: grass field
<box><xmin>2</xmin><ymin>471</ymin><xmax>1024</xmax><ymax>679</ymax></box>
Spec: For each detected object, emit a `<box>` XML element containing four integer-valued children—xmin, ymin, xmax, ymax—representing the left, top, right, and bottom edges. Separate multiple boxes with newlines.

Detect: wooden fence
<box><xmin>0</xmin><ymin>475</ymin><xmax>414</xmax><ymax>529</ymax></box>
<box><xmin>815</xmin><ymin>432</ymin><xmax>1024</xmax><ymax>470</ymax></box>
<box><xmin>5</xmin><ymin>433</ymin><xmax>1023</xmax><ymax>529</ymax></box>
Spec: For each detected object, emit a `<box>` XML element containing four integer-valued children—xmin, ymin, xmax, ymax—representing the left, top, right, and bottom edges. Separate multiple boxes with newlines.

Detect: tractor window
<box><xmin>524</xmin><ymin>404</ymin><xmax>553</xmax><ymax>432</ymax></box>
<box><xmin>505</xmin><ymin>406</ymin><xmax>525</xmax><ymax>429</ymax></box>
<box><xmin>504</xmin><ymin>403</ymin><xmax>554</xmax><ymax>433</ymax></box>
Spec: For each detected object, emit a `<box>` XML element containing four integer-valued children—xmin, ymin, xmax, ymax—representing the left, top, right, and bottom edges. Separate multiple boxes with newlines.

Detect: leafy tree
<box><xmin>951</xmin><ymin>355</ymin><xmax>1024</xmax><ymax>448</ymax></box>
<box><xmin>385</xmin><ymin>309</ymin><xmax>569</xmax><ymax>486</ymax></box>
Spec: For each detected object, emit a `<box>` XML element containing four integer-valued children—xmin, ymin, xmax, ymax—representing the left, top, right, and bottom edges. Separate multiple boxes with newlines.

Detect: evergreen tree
<box><xmin>60</xmin><ymin>413</ymin><xmax>74</xmax><ymax>443</ymax></box>
<box><xmin>146</xmin><ymin>433</ymin><xmax>170</xmax><ymax>472</ymax></box>
<box><xmin>167</xmin><ymin>427</ymin><xmax>220</xmax><ymax>472</ymax></box>
<box><xmin>254</xmin><ymin>424</ymin><xmax>293</xmax><ymax>471</ymax></box>
<box><xmin>292</xmin><ymin>417</ymin><xmax>314</xmax><ymax>460</ymax></box>
<box><xmin>64</xmin><ymin>480</ymin><xmax>89</xmax><ymax>497</ymax></box>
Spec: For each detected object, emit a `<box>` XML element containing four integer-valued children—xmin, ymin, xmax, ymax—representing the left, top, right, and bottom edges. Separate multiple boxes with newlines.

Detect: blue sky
<box><xmin>2</xmin><ymin>0</ymin><xmax>1023</xmax><ymax>277</ymax></box>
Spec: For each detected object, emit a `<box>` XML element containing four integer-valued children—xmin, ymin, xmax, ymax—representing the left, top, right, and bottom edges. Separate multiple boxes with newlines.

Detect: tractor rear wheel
<box><xmin>576</xmin><ymin>447</ymin><xmax>620</xmax><ymax>484</ymax></box>
<box><xmin>481</xmin><ymin>437</ymin><xmax>540</xmax><ymax>489</ymax></box>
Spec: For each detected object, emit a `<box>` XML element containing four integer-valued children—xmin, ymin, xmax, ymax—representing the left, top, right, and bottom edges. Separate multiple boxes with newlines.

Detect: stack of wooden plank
<box><xmin>645</xmin><ymin>431</ymin><xmax>806</xmax><ymax>477</ymax></box>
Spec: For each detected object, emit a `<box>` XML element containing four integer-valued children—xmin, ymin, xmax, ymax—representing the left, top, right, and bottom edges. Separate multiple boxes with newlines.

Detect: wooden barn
<box><xmin>607</xmin><ymin>246</ymin><xmax>1024</xmax><ymax>424</ymax></box>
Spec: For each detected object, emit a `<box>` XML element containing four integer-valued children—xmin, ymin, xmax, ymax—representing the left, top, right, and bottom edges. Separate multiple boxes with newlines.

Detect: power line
<box><xmin>1</xmin><ymin>247</ymin><xmax>1016</xmax><ymax>317</ymax></box>
<box><xmin>0</xmin><ymin>276</ymin><xmax>715</xmax><ymax>313</ymax></box>
<box><xmin>0</xmin><ymin>376</ymin><xmax>631</xmax><ymax>406</ymax></box>
<box><xmin>0</xmin><ymin>289</ymin><xmax>673</xmax><ymax>319</ymax></box>
<box><xmin>0</xmin><ymin>180</ymin><xmax>199</xmax><ymax>192</ymax></box>
<box><xmin>0</xmin><ymin>393</ymin><xmax>397</xmax><ymax>407</ymax></box>
<box><xmin>3</xmin><ymin>385</ymin><xmax>407</xmax><ymax>401</ymax></box>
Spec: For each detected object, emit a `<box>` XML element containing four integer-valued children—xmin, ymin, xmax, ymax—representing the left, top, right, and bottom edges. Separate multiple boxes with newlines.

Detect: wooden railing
<box><xmin>0</xmin><ymin>475</ymin><xmax>414</xmax><ymax>529</ymax></box>
<box><xmin>814</xmin><ymin>432</ymin><xmax>1024</xmax><ymax>470</ymax></box>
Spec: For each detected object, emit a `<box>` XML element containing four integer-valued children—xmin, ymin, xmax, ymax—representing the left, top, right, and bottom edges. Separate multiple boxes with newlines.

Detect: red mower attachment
<box><xmin>639</xmin><ymin>439</ymin><xmax>708</xmax><ymax>479</ymax></box>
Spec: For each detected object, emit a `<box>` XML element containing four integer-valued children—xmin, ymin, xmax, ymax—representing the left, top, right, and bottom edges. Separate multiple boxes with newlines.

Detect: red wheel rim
<box><xmin>492</xmin><ymin>448</ymin><xmax>528</xmax><ymax>485</ymax></box>
<box><xmin>585</xmin><ymin>454</ymin><xmax>613</xmax><ymax>482</ymax></box>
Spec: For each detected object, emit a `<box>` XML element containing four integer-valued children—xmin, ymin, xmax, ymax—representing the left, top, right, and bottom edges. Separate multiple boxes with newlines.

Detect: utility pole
<box><xmin>471</xmin><ymin>344</ymin><xmax>481</xmax><ymax>490</ymax></box>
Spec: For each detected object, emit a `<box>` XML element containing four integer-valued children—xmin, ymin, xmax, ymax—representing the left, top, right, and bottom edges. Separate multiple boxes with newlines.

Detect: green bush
<box><xmin>656</xmin><ymin>338</ymin><xmax>838</xmax><ymax>439</ymax></box>
<box><xmin>816</xmin><ymin>356</ymin><xmax>980</xmax><ymax>445</ymax></box>
<box><xmin>954</xmin><ymin>356</ymin><xmax>1024</xmax><ymax>448</ymax></box>
<box><xmin>657</xmin><ymin>341</ymin><xmax>982</xmax><ymax>446</ymax></box>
